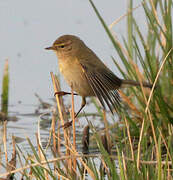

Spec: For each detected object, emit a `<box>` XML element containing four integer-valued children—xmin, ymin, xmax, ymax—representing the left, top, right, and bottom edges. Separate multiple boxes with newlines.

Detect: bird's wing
<box><xmin>79</xmin><ymin>62</ymin><xmax>121</xmax><ymax>113</ymax></box>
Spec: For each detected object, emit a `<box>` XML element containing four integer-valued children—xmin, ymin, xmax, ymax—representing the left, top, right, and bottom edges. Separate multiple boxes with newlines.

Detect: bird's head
<box><xmin>45</xmin><ymin>35</ymin><xmax>85</xmax><ymax>57</ymax></box>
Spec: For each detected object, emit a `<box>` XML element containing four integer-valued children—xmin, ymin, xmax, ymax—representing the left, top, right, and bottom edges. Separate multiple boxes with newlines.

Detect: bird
<box><xmin>45</xmin><ymin>35</ymin><xmax>153</xmax><ymax>120</ymax></box>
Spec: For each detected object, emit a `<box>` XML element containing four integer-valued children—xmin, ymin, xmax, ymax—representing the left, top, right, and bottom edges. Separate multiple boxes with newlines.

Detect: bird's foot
<box><xmin>54</xmin><ymin>91</ymin><xmax>78</xmax><ymax>97</ymax></box>
<box><xmin>60</xmin><ymin>121</ymin><xmax>72</xmax><ymax>129</ymax></box>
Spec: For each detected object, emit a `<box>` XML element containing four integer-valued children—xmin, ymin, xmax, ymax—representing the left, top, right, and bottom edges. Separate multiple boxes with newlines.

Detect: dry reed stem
<box><xmin>53</xmin><ymin>75</ymin><xmax>73</xmax><ymax>176</ymax></box>
<box><xmin>53</xmin><ymin>76</ymin><xmax>71</xmax><ymax>140</ymax></box>
<box><xmin>54</xmin><ymin>75</ymin><xmax>67</xmax><ymax>117</ymax></box>
<box><xmin>147</xmin><ymin>170</ymin><xmax>149</xmax><ymax>180</ymax></box>
<box><xmin>53</xmin><ymin>79</ymin><xmax>62</xmax><ymax>158</ymax></box>
<box><xmin>137</xmin><ymin>48</ymin><xmax>173</xmax><ymax>170</ymax></box>
<box><xmin>50</xmin><ymin>73</ymin><xmax>66</xmax><ymax>136</ymax></box>
<box><xmin>122</xmin><ymin>152</ymin><xmax>127</xmax><ymax>180</ymax></box>
<box><xmin>12</xmin><ymin>136</ymin><xmax>16</xmax><ymax>162</ymax></box>
<box><xmin>71</xmin><ymin>86</ymin><xmax>76</xmax><ymax>171</ymax></box>
<box><xmin>52</xmin><ymin>110</ymin><xmax>57</xmax><ymax>153</ymax></box>
<box><xmin>56</xmin><ymin>110</ymin><xmax>61</xmax><ymax>158</ymax></box>
<box><xmin>3</xmin><ymin>121</ymin><xmax>7</xmax><ymax>163</ymax></box>
<box><xmin>50</xmin><ymin>72</ymin><xmax>71</xmax><ymax>168</ymax></box>
<box><xmin>149</xmin><ymin>0</ymin><xmax>162</xmax><ymax>28</ymax></box>
<box><xmin>5</xmin><ymin>136</ymin><xmax>16</xmax><ymax>179</ymax></box>
<box><xmin>51</xmin><ymin>110</ymin><xmax>61</xmax><ymax>179</ymax></box>
<box><xmin>37</xmin><ymin>113</ymin><xmax>43</xmax><ymax>150</ymax></box>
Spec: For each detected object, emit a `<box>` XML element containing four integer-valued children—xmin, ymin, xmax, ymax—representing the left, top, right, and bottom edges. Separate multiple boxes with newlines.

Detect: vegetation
<box><xmin>0</xmin><ymin>60</ymin><xmax>9</xmax><ymax>120</ymax></box>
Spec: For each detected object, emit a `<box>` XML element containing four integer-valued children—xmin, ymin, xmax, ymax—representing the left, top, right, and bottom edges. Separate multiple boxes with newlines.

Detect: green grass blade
<box><xmin>1</xmin><ymin>60</ymin><xmax>9</xmax><ymax>116</ymax></box>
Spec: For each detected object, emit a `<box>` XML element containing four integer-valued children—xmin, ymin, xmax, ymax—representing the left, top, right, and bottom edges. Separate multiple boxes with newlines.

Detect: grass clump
<box><xmin>89</xmin><ymin>0</ymin><xmax>173</xmax><ymax>179</ymax></box>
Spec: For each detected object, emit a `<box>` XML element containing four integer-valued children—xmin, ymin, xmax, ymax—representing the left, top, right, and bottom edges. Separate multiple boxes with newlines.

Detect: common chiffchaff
<box><xmin>46</xmin><ymin>35</ymin><xmax>152</xmax><ymax>116</ymax></box>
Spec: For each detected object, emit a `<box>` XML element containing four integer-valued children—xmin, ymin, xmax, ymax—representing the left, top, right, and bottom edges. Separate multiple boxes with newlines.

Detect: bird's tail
<box><xmin>121</xmin><ymin>79</ymin><xmax>153</xmax><ymax>89</ymax></box>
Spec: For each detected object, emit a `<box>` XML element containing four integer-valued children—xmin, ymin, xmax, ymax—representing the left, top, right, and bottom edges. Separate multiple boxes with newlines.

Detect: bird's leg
<box><xmin>74</xmin><ymin>97</ymin><xmax>86</xmax><ymax>118</ymax></box>
<box><xmin>61</xmin><ymin>97</ymin><xmax>86</xmax><ymax>129</ymax></box>
<box><xmin>54</xmin><ymin>91</ymin><xmax>78</xmax><ymax>97</ymax></box>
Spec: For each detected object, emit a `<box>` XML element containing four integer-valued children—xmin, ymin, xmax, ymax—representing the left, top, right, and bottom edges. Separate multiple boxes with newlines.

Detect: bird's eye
<box><xmin>58</xmin><ymin>45</ymin><xmax>65</xmax><ymax>48</ymax></box>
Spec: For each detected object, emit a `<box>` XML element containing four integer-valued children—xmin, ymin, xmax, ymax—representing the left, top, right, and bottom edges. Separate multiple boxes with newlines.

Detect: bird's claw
<box><xmin>54</xmin><ymin>91</ymin><xmax>70</xmax><ymax>97</ymax></box>
<box><xmin>54</xmin><ymin>91</ymin><xmax>78</xmax><ymax>97</ymax></box>
<box><xmin>60</xmin><ymin>121</ymin><xmax>72</xmax><ymax>129</ymax></box>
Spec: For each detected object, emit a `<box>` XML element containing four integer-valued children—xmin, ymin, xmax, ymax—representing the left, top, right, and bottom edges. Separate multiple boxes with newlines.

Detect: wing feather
<box><xmin>81</xmin><ymin>63</ymin><xmax>121</xmax><ymax>113</ymax></box>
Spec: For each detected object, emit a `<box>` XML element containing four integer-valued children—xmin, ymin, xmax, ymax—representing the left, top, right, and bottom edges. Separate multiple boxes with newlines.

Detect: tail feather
<box><xmin>121</xmin><ymin>79</ymin><xmax>153</xmax><ymax>89</ymax></box>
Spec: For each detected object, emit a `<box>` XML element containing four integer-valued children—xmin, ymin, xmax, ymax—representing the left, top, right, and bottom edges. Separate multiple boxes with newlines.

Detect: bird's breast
<box><xmin>58</xmin><ymin>57</ymin><xmax>94</xmax><ymax>97</ymax></box>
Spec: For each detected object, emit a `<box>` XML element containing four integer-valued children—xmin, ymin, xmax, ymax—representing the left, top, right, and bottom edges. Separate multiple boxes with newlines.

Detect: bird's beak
<box><xmin>45</xmin><ymin>46</ymin><xmax>56</xmax><ymax>50</ymax></box>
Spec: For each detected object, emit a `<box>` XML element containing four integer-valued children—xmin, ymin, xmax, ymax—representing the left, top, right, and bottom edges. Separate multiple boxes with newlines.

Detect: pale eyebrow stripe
<box><xmin>54</xmin><ymin>43</ymin><xmax>65</xmax><ymax>47</ymax></box>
